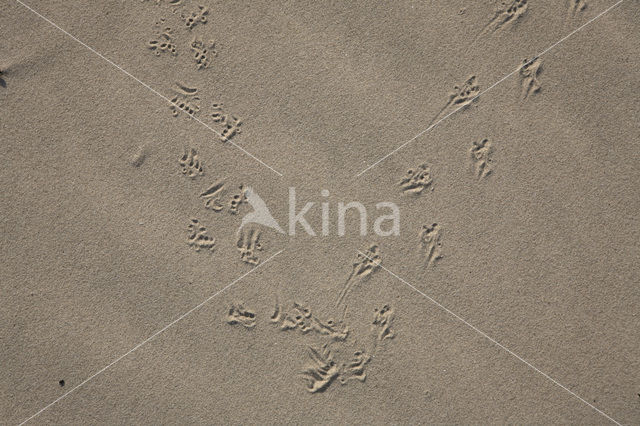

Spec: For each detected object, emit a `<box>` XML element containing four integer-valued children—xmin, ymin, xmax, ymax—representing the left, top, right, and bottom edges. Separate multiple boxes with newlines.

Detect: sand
<box><xmin>1</xmin><ymin>0</ymin><xmax>639</xmax><ymax>424</ymax></box>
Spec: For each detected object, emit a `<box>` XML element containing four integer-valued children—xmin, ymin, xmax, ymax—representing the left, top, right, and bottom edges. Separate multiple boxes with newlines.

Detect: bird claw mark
<box><xmin>372</xmin><ymin>305</ymin><xmax>395</xmax><ymax>342</ymax></box>
<box><xmin>169</xmin><ymin>83</ymin><xmax>200</xmax><ymax>117</ymax></box>
<box><xmin>399</xmin><ymin>163</ymin><xmax>434</xmax><ymax>195</ymax></box>
<box><xmin>519</xmin><ymin>57</ymin><xmax>542</xmax><ymax>99</ymax></box>
<box><xmin>174</xmin><ymin>82</ymin><xmax>198</xmax><ymax>95</ymax></box>
<box><xmin>229</xmin><ymin>185</ymin><xmax>248</xmax><ymax>214</ymax></box>
<box><xmin>236</xmin><ymin>228</ymin><xmax>263</xmax><ymax>265</ymax></box>
<box><xmin>336</xmin><ymin>244</ymin><xmax>382</xmax><ymax>313</ymax></box>
<box><xmin>200</xmin><ymin>181</ymin><xmax>225</xmax><ymax>211</ymax></box>
<box><xmin>300</xmin><ymin>344</ymin><xmax>340</xmax><ymax>393</ymax></box>
<box><xmin>271</xmin><ymin>300</ymin><xmax>349</xmax><ymax>341</ymax></box>
<box><xmin>353</xmin><ymin>244</ymin><xmax>382</xmax><ymax>278</ymax></box>
<box><xmin>300</xmin><ymin>345</ymin><xmax>371</xmax><ymax>392</ymax></box>
<box><xmin>211</xmin><ymin>103</ymin><xmax>242</xmax><ymax>142</ymax></box>
<box><xmin>181</xmin><ymin>5</ymin><xmax>208</xmax><ymax>30</ymax></box>
<box><xmin>148</xmin><ymin>19</ymin><xmax>177</xmax><ymax>56</ymax></box>
<box><xmin>210</xmin><ymin>103</ymin><xmax>226</xmax><ymax>122</ymax></box>
<box><xmin>179</xmin><ymin>147</ymin><xmax>204</xmax><ymax>178</ymax></box>
<box><xmin>199</xmin><ymin>182</ymin><xmax>250</xmax><ymax>214</ymax></box>
<box><xmin>450</xmin><ymin>76</ymin><xmax>480</xmax><ymax>107</ymax></box>
<box><xmin>204</xmin><ymin>197</ymin><xmax>224</xmax><ymax>211</ymax></box>
<box><xmin>470</xmin><ymin>138</ymin><xmax>493</xmax><ymax>178</ymax></box>
<box><xmin>191</xmin><ymin>37</ymin><xmax>217</xmax><ymax>70</ymax></box>
<box><xmin>221</xmin><ymin>117</ymin><xmax>242</xmax><ymax>142</ymax></box>
<box><xmin>429</xmin><ymin>76</ymin><xmax>480</xmax><ymax>127</ymax></box>
<box><xmin>226</xmin><ymin>303</ymin><xmax>256</xmax><ymax>328</ymax></box>
<box><xmin>338</xmin><ymin>350</ymin><xmax>371</xmax><ymax>385</ymax></box>
<box><xmin>567</xmin><ymin>0</ymin><xmax>587</xmax><ymax>21</ymax></box>
<box><xmin>187</xmin><ymin>218</ymin><xmax>215</xmax><ymax>252</ymax></box>
<box><xmin>475</xmin><ymin>0</ymin><xmax>528</xmax><ymax>42</ymax></box>
<box><xmin>170</xmin><ymin>96</ymin><xmax>200</xmax><ymax>117</ymax></box>
<box><xmin>420</xmin><ymin>224</ymin><xmax>442</xmax><ymax>267</ymax></box>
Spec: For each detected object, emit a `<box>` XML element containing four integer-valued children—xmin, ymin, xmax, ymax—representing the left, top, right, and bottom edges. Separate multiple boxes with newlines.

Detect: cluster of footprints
<box><xmin>166</xmin><ymin>0</ymin><xmax>557</xmax><ymax>268</ymax></box>
<box><xmin>179</xmin><ymin>146</ymin><xmax>267</xmax><ymax>264</ymax></box>
<box><xmin>469</xmin><ymin>0</ymin><xmax>588</xmax><ymax>46</ymax></box>
<box><xmin>402</xmin><ymin>48</ymin><xmax>547</xmax><ymax>254</ymax></box>
<box><xmin>226</xmin><ymin>302</ymin><xmax>395</xmax><ymax>393</ymax></box>
<box><xmin>397</xmin><ymin>140</ymin><xmax>491</xmax><ymax>267</ymax></box>
<box><xmin>220</xmin><ymin>17</ymin><xmax>545</xmax><ymax>379</ymax></box>
<box><xmin>428</xmin><ymin>58</ymin><xmax>542</xmax><ymax>127</ymax></box>
<box><xmin>146</xmin><ymin>2</ymin><xmax>215</xmax><ymax>70</ymax></box>
<box><xmin>144</xmin><ymin>1</ymin><xmax>242</xmax><ymax>143</ymax></box>
<box><xmin>224</xmin><ymin>246</ymin><xmax>395</xmax><ymax>392</ymax></box>
<box><xmin>225</xmin><ymin>249</ymin><xmax>396</xmax><ymax>393</ymax></box>
<box><xmin>144</xmin><ymin>0</ymin><xmax>584</xmax><ymax>398</ymax></box>
<box><xmin>168</xmin><ymin>82</ymin><xmax>242</xmax><ymax>143</ymax></box>
<box><xmin>141</xmin><ymin>2</ymin><xmax>253</xmax><ymax>265</ymax></box>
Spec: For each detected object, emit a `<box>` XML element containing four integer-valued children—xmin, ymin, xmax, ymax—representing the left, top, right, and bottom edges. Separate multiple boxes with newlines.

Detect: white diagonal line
<box><xmin>18</xmin><ymin>249</ymin><xmax>284</xmax><ymax>425</ymax></box>
<box><xmin>356</xmin><ymin>250</ymin><xmax>622</xmax><ymax>424</ymax></box>
<box><xmin>14</xmin><ymin>0</ymin><xmax>283</xmax><ymax>177</ymax></box>
<box><xmin>355</xmin><ymin>0</ymin><xmax>625</xmax><ymax>177</ymax></box>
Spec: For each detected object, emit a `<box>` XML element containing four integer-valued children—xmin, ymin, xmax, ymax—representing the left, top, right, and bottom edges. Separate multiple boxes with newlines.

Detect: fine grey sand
<box><xmin>1</xmin><ymin>0</ymin><xmax>639</xmax><ymax>424</ymax></box>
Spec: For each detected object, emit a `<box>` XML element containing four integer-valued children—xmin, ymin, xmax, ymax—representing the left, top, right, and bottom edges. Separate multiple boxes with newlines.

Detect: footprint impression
<box><xmin>224</xmin><ymin>247</ymin><xmax>396</xmax><ymax>393</ymax></box>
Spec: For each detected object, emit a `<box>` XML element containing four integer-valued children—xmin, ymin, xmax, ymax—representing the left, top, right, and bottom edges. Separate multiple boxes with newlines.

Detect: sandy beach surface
<box><xmin>1</xmin><ymin>0</ymin><xmax>639</xmax><ymax>424</ymax></box>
